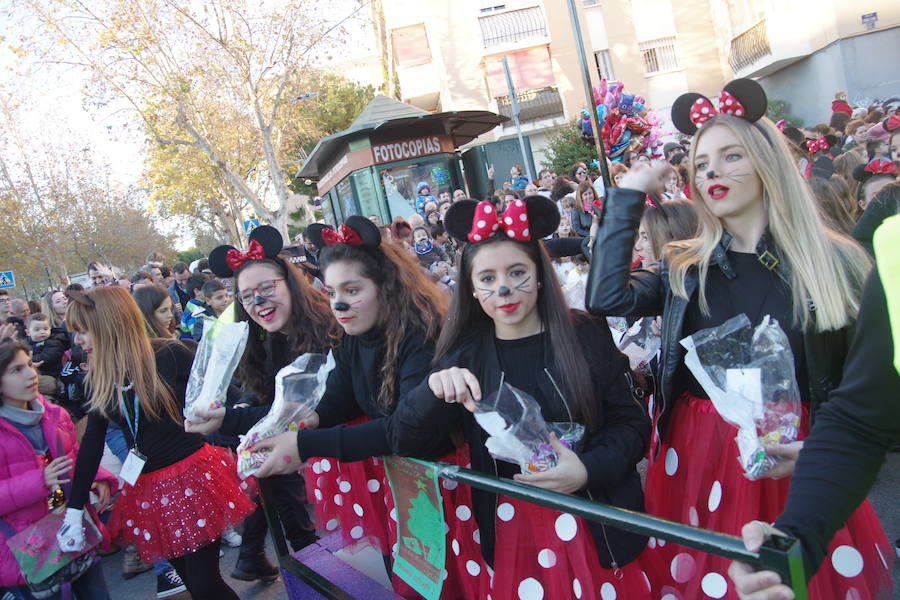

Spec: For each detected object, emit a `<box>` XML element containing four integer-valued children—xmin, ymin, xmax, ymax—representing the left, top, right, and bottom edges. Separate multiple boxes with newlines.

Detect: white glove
<box><xmin>56</xmin><ymin>508</ymin><xmax>86</xmax><ymax>553</ymax></box>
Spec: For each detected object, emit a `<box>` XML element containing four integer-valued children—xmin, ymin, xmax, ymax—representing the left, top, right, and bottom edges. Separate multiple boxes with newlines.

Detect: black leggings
<box><xmin>167</xmin><ymin>540</ymin><xmax>238</xmax><ymax>600</ymax></box>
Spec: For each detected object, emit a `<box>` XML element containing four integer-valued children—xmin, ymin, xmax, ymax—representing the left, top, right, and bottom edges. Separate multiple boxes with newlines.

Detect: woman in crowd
<box><xmin>610</xmin><ymin>162</ymin><xmax>629</xmax><ymax>187</ymax></box>
<box><xmin>40</xmin><ymin>291</ymin><xmax>68</xmax><ymax>333</ymax></box>
<box><xmin>632</xmin><ymin>199</ymin><xmax>698</xmax><ymax>268</ymax></box>
<box><xmin>833</xmin><ymin>150</ymin><xmax>866</xmax><ymax>208</ymax></box>
<box><xmin>56</xmin><ymin>287</ymin><xmax>255</xmax><ymax>600</ymax></box>
<box><xmin>586</xmin><ymin>78</ymin><xmax>890</xmax><ymax>598</ymax></box>
<box><xmin>1</xmin><ymin>341</ymin><xmax>117</xmax><ymax>599</ymax></box>
<box><xmin>133</xmin><ymin>285</ymin><xmax>178</xmax><ymax>339</ymax></box>
<box><xmin>808</xmin><ymin>176</ymin><xmax>858</xmax><ymax>236</ymax></box>
<box><xmin>571</xmin><ymin>181</ymin><xmax>596</xmax><ymax>237</ymax></box>
<box><xmin>390</xmin><ymin>196</ymin><xmax>660</xmax><ymax>599</ymax></box>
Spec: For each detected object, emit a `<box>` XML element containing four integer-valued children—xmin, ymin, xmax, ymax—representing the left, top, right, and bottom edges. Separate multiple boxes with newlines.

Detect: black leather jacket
<box><xmin>586</xmin><ymin>188</ymin><xmax>853</xmax><ymax>440</ymax></box>
<box><xmin>388</xmin><ymin>311</ymin><xmax>650</xmax><ymax>570</ymax></box>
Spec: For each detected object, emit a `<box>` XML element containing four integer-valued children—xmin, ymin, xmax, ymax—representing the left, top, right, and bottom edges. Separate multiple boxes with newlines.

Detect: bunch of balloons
<box><xmin>576</xmin><ymin>79</ymin><xmax>664</xmax><ymax>162</ymax></box>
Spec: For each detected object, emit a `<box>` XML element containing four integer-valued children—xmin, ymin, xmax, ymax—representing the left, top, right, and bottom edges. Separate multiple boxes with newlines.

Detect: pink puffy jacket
<box><xmin>0</xmin><ymin>396</ymin><xmax>118</xmax><ymax>587</ymax></box>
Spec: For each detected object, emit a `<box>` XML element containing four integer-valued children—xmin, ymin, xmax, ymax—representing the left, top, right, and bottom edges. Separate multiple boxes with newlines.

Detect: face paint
<box><xmin>515</xmin><ymin>275</ymin><xmax>534</xmax><ymax>294</ymax></box>
<box><xmin>254</xmin><ymin>295</ymin><xmax>266</xmax><ymax>306</ymax></box>
<box><xmin>498</xmin><ymin>285</ymin><xmax>511</xmax><ymax>297</ymax></box>
<box><xmin>333</xmin><ymin>301</ymin><xmax>351</xmax><ymax>312</ymax></box>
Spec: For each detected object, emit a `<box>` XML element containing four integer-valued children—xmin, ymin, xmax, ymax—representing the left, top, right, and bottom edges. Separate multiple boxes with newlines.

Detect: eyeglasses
<box><xmin>237</xmin><ymin>279</ymin><xmax>284</xmax><ymax>306</ymax></box>
<box><xmin>576</xmin><ymin>169</ymin><xmax>587</xmax><ymax>175</ymax></box>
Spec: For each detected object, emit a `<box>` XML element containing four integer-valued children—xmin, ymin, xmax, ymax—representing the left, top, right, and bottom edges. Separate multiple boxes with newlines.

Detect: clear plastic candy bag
<box><xmin>183</xmin><ymin>319</ymin><xmax>249</xmax><ymax>422</ymax></box>
<box><xmin>680</xmin><ymin>314</ymin><xmax>802</xmax><ymax>479</ymax></box>
<box><xmin>472</xmin><ymin>381</ymin><xmax>585</xmax><ymax>474</ymax></box>
<box><xmin>616</xmin><ymin>316</ymin><xmax>662</xmax><ymax>376</ymax></box>
<box><xmin>236</xmin><ymin>352</ymin><xmax>335</xmax><ymax>478</ymax></box>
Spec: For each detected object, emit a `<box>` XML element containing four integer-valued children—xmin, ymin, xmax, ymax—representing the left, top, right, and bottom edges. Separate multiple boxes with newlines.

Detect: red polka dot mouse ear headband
<box><xmin>308</xmin><ymin>216</ymin><xmax>382</xmax><ymax>251</ymax></box>
<box><xmin>670</xmin><ymin>78</ymin><xmax>769</xmax><ymax>136</ymax></box>
<box><xmin>209</xmin><ymin>225</ymin><xmax>285</xmax><ymax>278</ymax></box>
<box><xmin>442</xmin><ymin>196</ymin><xmax>560</xmax><ymax>245</ymax></box>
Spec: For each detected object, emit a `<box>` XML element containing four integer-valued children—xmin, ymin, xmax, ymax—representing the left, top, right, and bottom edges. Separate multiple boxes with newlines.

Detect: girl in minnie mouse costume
<box><xmin>586</xmin><ymin>78</ymin><xmax>891</xmax><ymax>599</ymax></box>
<box><xmin>389</xmin><ymin>195</ymin><xmax>664</xmax><ymax>599</ymax></box>
<box><xmin>191</xmin><ymin>225</ymin><xmax>341</xmax><ymax>581</ymax></box>
<box><xmin>189</xmin><ymin>216</ymin><xmax>491</xmax><ymax>599</ymax></box>
<box><xmin>55</xmin><ymin>287</ymin><xmax>256</xmax><ymax>600</ymax></box>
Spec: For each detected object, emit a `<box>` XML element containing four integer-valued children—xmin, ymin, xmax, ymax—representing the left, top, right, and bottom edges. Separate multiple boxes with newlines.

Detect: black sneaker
<box><xmin>231</xmin><ymin>553</ymin><xmax>279</xmax><ymax>582</ymax></box>
<box><xmin>156</xmin><ymin>568</ymin><xmax>189</xmax><ymax>599</ymax></box>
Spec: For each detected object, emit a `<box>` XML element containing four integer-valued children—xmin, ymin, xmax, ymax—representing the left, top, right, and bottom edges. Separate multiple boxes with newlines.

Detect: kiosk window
<box><xmin>379</xmin><ymin>157</ymin><xmax>453</xmax><ymax>221</ymax></box>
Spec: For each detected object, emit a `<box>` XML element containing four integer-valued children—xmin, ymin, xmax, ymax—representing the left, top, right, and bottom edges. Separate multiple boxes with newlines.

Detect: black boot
<box><xmin>230</xmin><ymin>552</ymin><xmax>279</xmax><ymax>582</ymax></box>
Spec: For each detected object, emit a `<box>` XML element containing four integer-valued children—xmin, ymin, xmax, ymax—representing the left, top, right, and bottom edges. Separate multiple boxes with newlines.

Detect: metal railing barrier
<box><xmin>259</xmin><ymin>462</ymin><xmax>808</xmax><ymax>600</ymax></box>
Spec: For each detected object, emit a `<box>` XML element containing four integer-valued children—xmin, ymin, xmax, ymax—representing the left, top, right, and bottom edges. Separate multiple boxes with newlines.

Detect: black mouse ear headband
<box><xmin>64</xmin><ymin>290</ymin><xmax>95</xmax><ymax>308</ymax></box>
<box><xmin>671</xmin><ymin>78</ymin><xmax>768</xmax><ymax>136</ymax></box>
<box><xmin>208</xmin><ymin>225</ymin><xmax>284</xmax><ymax>278</ymax></box>
<box><xmin>443</xmin><ymin>196</ymin><xmax>560</xmax><ymax>244</ymax></box>
<box><xmin>318</xmin><ymin>215</ymin><xmax>382</xmax><ymax>249</ymax></box>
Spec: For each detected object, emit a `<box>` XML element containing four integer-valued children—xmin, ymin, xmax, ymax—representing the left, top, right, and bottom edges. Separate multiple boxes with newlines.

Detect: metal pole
<box><xmin>566</xmin><ymin>0</ymin><xmax>612</xmax><ymax>191</ymax></box>
<box><xmin>501</xmin><ymin>55</ymin><xmax>535</xmax><ymax>183</ymax></box>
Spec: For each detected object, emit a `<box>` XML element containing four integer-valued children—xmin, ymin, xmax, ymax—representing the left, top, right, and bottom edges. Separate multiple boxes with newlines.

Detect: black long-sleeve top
<box><xmin>28</xmin><ymin>337</ymin><xmax>67</xmax><ymax>379</ymax></box>
<box><xmin>69</xmin><ymin>341</ymin><xmax>204</xmax><ymax>510</ymax></box>
<box><xmin>388</xmin><ymin>311</ymin><xmax>650</xmax><ymax>567</ymax></box>
<box><xmin>853</xmin><ymin>192</ymin><xmax>900</xmax><ymax>255</ymax></box>
<box><xmin>775</xmin><ymin>268</ymin><xmax>900</xmax><ymax>577</ymax></box>
<box><xmin>219</xmin><ymin>328</ymin><xmax>434</xmax><ymax>463</ymax></box>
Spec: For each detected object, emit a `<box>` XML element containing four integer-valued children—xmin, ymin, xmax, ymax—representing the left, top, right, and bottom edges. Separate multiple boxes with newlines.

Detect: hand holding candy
<box><xmin>513</xmin><ymin>433</ymin><xmax>588</xmax><ymax>494</ymax></box>
<box><xmin>252</xmin><ymin>432</ymin><xmax>301</xmax><ymax>478</ymax></box>
<box><xmin>760</xmin><ymin>441</ymin><xmax>804</xmax><ymax>480</ymax></box>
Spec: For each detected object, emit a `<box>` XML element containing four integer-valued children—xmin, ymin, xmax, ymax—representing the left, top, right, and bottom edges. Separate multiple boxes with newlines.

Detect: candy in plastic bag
<box><xmin>237</xmin><ymin>352</ymin><xmax>335</xmax><ymax>478</ymax></box>
<box><xmin>473</xmin><ymin>382</ymin><xmax>585</xmax><ymax>474</ymax></box>
<box><xmin>680</xmin><ymin>314</ymin><xmax>801</xmax><ymax>479</ymax></box>
<box><xmin>183</xmin><ymin>319</ymin><xmax>249</xmax><ymax>422</ymax></box>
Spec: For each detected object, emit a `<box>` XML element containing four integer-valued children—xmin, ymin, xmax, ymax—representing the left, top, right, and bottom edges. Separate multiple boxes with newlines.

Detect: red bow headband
<box><xmin>864</xmin><ymin>159</ymin><xmax>899</xmax><ymax>176</ymax></box>
<box><xmin>884</xmin><ymin>115</ymin><xmax>900</xmax><ymax>133</ymax></box>
<box><xmin>322</xmin><ymin>224</ymin><xmax>363</xmax><ymax>246</ymax></box>
<box><xmin>806</xmin><ymin>137</ymin><xmax>829</xmax><ymax>153</ymax></box>
<box><xmin>689</xmin><ymin>90</ymin><xmax>746</xmax><ymax>128</ymax></box>
<box><xmin>468</xmin><ymin>200</ymin><xmax>531</xmax><ymax>243</ymax></box>
<box><xmin>226</xmin><ymin>239</ymin><xmax>266</xmax><ymax>271</ymax></box>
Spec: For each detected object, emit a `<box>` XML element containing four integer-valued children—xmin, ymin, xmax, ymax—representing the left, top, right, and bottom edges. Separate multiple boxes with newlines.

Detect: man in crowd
<box><xmin>537</xmin><ymin>168</ymin><xmax>556</xmax><ymax>197</ymax></box>
<box><xmin>87</xmin><ymin>261</ymin><xmax>116</xmax><ymax>287</ymax></box>
<box><xmin>168</xmin><ymin>262</ymin><xmax>192</xmax><ymax>312</ymax></box>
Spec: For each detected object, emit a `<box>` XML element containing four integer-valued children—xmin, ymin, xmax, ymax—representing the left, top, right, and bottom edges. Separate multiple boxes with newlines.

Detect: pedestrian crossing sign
<box><xmin>0</xmin><ymin>271</ymin><xmax>14</xmax><ymax>289</ymax></box>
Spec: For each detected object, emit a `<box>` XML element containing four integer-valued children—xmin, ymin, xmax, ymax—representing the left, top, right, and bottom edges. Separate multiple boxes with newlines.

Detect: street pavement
<box><xmin>105</xmin><ymin>455</ymin><xmax>900</xmax><ymax>599</ymax></box>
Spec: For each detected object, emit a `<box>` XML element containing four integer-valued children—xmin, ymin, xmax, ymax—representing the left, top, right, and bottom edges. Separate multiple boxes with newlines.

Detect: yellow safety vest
<box><xmin>873</xmin><ymin>214</ymin><xmax>900</xmax><ymax>375</ymax></box>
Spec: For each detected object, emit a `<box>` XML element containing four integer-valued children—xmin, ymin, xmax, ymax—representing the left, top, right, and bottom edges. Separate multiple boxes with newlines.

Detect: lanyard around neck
<box><xmin>119</xmin><ymin>391</ymin><xmax>140</xmax><ymax>447</ymax></box>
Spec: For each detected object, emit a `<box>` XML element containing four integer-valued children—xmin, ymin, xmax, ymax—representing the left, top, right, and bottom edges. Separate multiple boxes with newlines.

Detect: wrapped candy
<box><xmin>183</xmin><ymin>319</ymin><xmax>249</xmax><ymax>422</ymax></box>
<box><xmin>236</xmin><ymin>352</ymin><xmax>335</xmax><ymax>478</ymax></box>
<box><xmin>473</xmin><ymin>382</ymin><xmax>585</xmax><ymax>475</ymax></box>
<box><xmin>680</xmin><ymin>315</ymin><xmax>802</xmax><ymax>480</ymax></box>
<box><xmin>616</xmin><ymin>317</ymin><xmax>662</xmax><ymax>377</ymax></box>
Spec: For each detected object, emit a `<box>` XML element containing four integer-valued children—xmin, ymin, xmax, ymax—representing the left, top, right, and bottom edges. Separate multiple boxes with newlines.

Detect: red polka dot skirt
<box><xmin>644</xmin><ymin>393</ymin><xmax>894</xmax><ymax>599</ymax></box>
<box><xmin>108</xmin><ymin>444</ymin><xmax>257</xmax><ymax>563</ymax></box>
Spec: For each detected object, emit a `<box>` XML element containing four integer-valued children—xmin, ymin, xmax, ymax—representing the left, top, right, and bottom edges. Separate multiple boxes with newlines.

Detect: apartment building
<box><xmin>710</xmin><ymin>0</ymin><xmax>900</xmax><ymax>125</ymax></box>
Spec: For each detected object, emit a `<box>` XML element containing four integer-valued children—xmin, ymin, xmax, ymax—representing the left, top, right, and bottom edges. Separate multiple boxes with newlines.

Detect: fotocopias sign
<box><xmin>372</xmin><ymin>135</ymin><xmax>455</xmax><ymax>164</ymax></box>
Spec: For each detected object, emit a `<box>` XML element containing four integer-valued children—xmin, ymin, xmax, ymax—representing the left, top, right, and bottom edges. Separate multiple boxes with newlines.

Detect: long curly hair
<box><xmin>233</xmin><ymin>257</ymin><xmax>342</xmax><ymax>401</ymax></box>
<box><xmin>319</xmin><ymin>241</ymin><xmax>447</xmax><ymax>413</ymax></box>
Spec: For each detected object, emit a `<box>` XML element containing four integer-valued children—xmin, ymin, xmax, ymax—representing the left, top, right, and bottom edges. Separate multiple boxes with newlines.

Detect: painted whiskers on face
<box><xmin>514</xmin><ymin>275</ymin><xmax>535</xmax><ymax>294</ymax></box>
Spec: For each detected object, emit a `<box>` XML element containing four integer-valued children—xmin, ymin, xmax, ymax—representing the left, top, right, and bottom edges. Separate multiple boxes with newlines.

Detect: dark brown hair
<box><xmin>233</xmin><ymin>258</ymin><xmax>341</xmax><ymax>400</ymax></box>
<box><xmin>320</xmin><ymin>242</ymin><xmax>448</xmax><ymax>412</ymax></box>
<box><xmin>434</xmin><ymin>236</ymin><xmax>599</xmax><ymax>433</ymax></box>
<box><xmin>133</xmin><ymin>285</ymin><xmax>176</xmax><ymax>338</ymax></box>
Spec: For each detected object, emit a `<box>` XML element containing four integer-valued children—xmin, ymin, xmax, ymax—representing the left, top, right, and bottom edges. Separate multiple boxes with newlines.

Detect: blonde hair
<box><xmin>40</xmin><ymin>291</ymin><xmax>64</xmax><ymax>329</ymax></box>
<box><xmin>66</xmin><ymin>286</ymin><xmax>181</xmax><ymax>423</ymax></box>
<box><xmin>668</xmin><ymin>115</ymin><xmax>871</xmax><ymax>332</ymax></box>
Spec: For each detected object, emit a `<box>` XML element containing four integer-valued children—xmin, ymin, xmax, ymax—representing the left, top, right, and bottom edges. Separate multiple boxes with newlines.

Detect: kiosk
<box><xmin>299</xmin><ymin>95</ymin><xmax>507</xmax><ymax>226</ymax></box>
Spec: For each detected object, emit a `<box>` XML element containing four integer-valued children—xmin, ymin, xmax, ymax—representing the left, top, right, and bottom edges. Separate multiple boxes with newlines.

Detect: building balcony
<box><xmin>478</xmin><ymin>6</ymin><xmax>548</xmax><ymax>50</ymax></box>
<box><xmin>495</xmin><ymin>86</ymin><xmax>564</xmax><ymax>124</ymax></box>
<box><xmin>729</xmin><ymin>19</ymin><xmax>772</xmax><ymax>74</ymax></box>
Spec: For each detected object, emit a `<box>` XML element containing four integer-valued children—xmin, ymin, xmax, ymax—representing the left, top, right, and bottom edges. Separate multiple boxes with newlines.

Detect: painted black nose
<box><xmin>254</xmin><ymin>295</ymin><xmax>266</xmax><ymax>306</ymax></box>
<box><xmin>334</xmin><ymin>301</ymin><xmax>351</xmax><ymax>312</ymax></box>
<box><xmin>498</xmin><ymin>286</ymin><xmax>512</xmax><ymax>297</ymax></box>
<box><xmin>706</xmin><ymin>169</ymin><xmax>717</xmax><ymax>179</ymax></box>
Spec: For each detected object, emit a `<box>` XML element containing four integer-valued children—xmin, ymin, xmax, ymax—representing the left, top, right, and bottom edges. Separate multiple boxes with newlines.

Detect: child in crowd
<box><xmin>430</xmin><ymin>260</ymin><xmax>455</xmax><ymax>291</ymax></box>
<box><xmin>412</xmin><ymin>226</ymin><xmax>449</xmax><ymax>268</ymax></box>
<box><xmin>430</xmin><ymin>224</ymin><xmax>457</xmax><ymax>265</ymax></box>
<box><xmin>25</xmin><ymin>313</ymin><xmax>66</xmax><ymax>396</ymax></box>
<box><xmin>202</xmin><ymin>279</ymin><xmax>231</xmax><ymax>317</ymax></box>
<box><xmin>179</xmin><ymin>273</ymin><xmax>213</xmax><ymax>341</ymax></box>
<box><xmin>866</xmin><ymin>139</ymin><xmax>888</xmax><ymax>161</ymax></box>
<box><xmin>414</xmin><ymin>182</ymin><xmax>437</xmax><ymax>217</ymax></box>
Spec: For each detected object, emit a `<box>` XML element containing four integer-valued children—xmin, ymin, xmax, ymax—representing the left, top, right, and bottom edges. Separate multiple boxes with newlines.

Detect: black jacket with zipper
<box><xmin>585</xmin><ymin>187</ymin><xmax>855</xmax><ymax>440</ymax></box>
<box><xmin>388</xmin><ymin>311</ymin><xmax>650</xmax><ymax>569</ymax></box>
